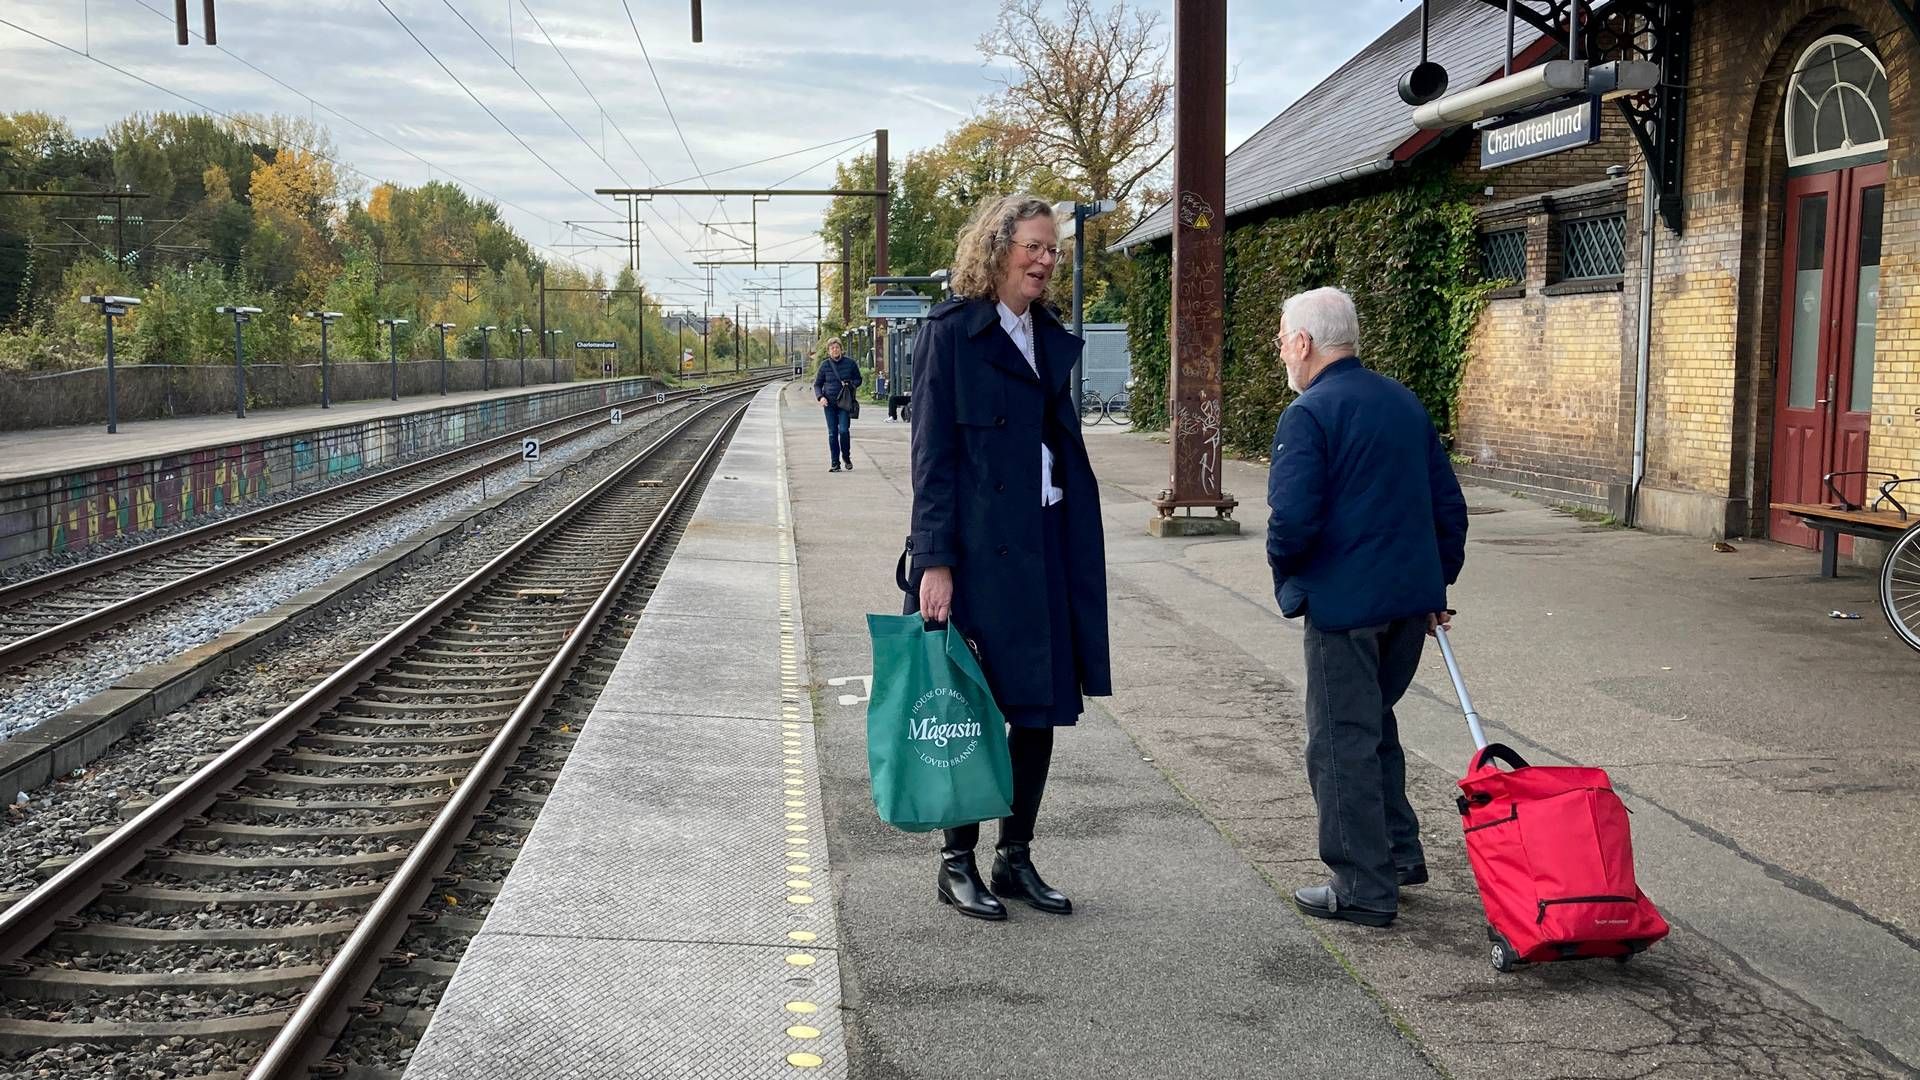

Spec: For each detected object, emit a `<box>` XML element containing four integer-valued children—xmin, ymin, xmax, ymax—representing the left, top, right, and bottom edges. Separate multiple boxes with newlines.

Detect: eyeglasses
<box><xmin>1011</xmin><ymin>239</ymin><xmax>1063</xmax><ymax>260</ymax></box>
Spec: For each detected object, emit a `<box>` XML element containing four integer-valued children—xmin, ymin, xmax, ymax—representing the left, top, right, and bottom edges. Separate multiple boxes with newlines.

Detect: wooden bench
<box><xmin>1771</xmin><ymin>502</ymin><xmax>1916</xmax><ymax>577</ymax></box>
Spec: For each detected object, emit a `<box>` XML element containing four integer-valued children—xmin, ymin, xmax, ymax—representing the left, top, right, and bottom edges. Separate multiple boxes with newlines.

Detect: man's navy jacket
<box><xmin>1265</xmin><ymin>357</ymin><xmax>1468</xmax><ymax>631</ymax></box>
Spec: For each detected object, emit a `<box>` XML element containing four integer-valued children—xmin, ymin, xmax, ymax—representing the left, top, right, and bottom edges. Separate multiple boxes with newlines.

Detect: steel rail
<box><xmin>0</xmin><ymin>389</ymin><xmax>758</xmax><ymax>969</ymax></box>
<box><xmin>250</xmin><ymin>397</ymin><xmax>748</xmax><ymax>1079</ymax></box>
<box><xmin>0</xmin><ymin>372</ymin><xmax>782</xmax><ymax>671</ymax></box>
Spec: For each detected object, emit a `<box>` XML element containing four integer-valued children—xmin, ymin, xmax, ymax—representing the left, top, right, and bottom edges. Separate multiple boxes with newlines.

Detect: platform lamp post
<box><xmin>545</xmin><ymin>328</ymin><xmax>563</xmax><ymax>382</ymax></box>
<box><xmin>1053</xmin><ymin>199</ymin><xmax>1117</xmax><ymax>413</ymax></box>
<box><xmin>305</xmin><ymin>310</ymin><xmax>343</xmax><ymax>408</ymax></box>
<box><xmin>80</xmin><ymin>294</ymin><xmax>139</xmax><ymax>434</ymax></box>
<box><xmin>478</xmin><ymin>325</ymin><xmax>497</xmax><ymax>391</ymax></box>
<box><xmin>513</xmin><ymin>326</ymin><xmax>533</xmax><ymax>387</ymax></box>
<box><xmin>215</xmin><ymin>305</ymin><xmax>263</xmax><ymax>419</ymax></box>
<box><xmin>433</xmin><ymin>322</ymin><xmax>457</xmax><ymax>395</ymax></box>
<box><xmin>378</xmin><ymin>318</ymin><xmax>409</xmax><ymax>401</ymax></box>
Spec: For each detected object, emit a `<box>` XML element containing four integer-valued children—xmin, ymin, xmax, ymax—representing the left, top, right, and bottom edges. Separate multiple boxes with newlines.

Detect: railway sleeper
<box><xmin>47</xmin><ymin>917</ymin><xmax>362</xmax><ymax>953</ymax></box>
<box><xmin>427</xmin><ymin>628</ymin><xmax>567</xmax><ymax>646</ymax></box>
<box><xmin>0</xmin><ymin>962</ymin><xmax>328</xmax><ymax>1001</ymax></box>
<box><xmin>331</xmin><ymin>699</ymin><xmax>519</xmax><ymax>719</ymax></box>
<box><xmin>296</xmin><ymin>730</ymin><xmax>500</xmax><ymax>751</ymax></box>
<box><xmin>0</xmin><ymin>1008</ymin><xmax>290</xmax><ymax>1053</ymax></box>
<box><xmin>123</xmin><ymin>794</ymin><xmax>444</xmax><ymax>821</ymax></box>
<box><xmin>35</xmin><ymin>849</ymin><xmax>409</xmax><ymax>881</ymax></box>
<box><xmin>90</xmin><ymin>880</ymin><xmax>386</xmax><ymax>912</ymax></box>
<box><xmin>314</xmin><ymin>714</ymin><xmax>503</xmax><ymax>735</ymax></box>
<box><xmin>216</xmin><ymin>749</ymin><xmax>486</xmax><ymax>772</ymax></box>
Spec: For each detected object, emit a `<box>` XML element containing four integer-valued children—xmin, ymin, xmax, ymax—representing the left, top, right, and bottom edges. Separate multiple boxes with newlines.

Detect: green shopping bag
<box><xmin>865</xmin><ymin>614</ymin><xmax>1014</xmax><ymax>832</ymax></box>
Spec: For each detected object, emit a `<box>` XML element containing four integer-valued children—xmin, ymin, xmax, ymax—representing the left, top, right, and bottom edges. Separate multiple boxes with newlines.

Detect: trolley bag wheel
<box><xmin>1882</xmin><ymin>525</ymin><xmax>1920</xmax><ymax>653</ymax></box>
<box><xmin>1488</xmin><ymin>927</ymin><xmax>1520</xmax><ymax>973</ymax></box>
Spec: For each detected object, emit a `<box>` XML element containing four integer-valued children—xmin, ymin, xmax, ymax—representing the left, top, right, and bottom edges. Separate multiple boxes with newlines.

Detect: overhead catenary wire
<box><xmin>438</xmin><ymin>0</ymin><xmax>783</xmax><ymax>307</ymax></box>
<box><xmin>373</xmin><ymin>1</ymin><xmax>614</xmax><ymax>217</ymax></box>
<box><xmin>106</xmin><ymin>0</ymin><xmax>612</xmax><ymax>278</ymax></box>
<box><xmin>0</xmin><ymin>14</ymin><xmax>604</xmax><ymax>281</ymax></box>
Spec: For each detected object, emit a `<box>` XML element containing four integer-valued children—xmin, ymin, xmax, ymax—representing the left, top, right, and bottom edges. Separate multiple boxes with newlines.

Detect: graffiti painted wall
<box><xmin>0</xmin><ymin>376</ymin><xmax>663</xmax><ymax>569</ymax></box>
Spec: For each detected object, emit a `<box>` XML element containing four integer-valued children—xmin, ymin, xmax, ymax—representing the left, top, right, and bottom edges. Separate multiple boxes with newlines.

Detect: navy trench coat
<box><xmin>903</xmin><ymin>296</ymin><xmax>1112</xmax><ymax>712</ymax></box>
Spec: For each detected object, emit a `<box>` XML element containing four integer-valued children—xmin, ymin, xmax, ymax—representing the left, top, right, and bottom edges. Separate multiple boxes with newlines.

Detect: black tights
<box><xmin>943</xmin><ymin>726</ymin><xmax>1054</xmax><ymax>850</ymax></box>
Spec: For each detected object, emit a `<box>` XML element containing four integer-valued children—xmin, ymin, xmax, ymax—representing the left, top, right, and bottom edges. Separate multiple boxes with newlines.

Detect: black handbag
<box><xmin>837</xmin><ymin>381</ymin><xmax>860</xmax><ymax>419</ymax></box>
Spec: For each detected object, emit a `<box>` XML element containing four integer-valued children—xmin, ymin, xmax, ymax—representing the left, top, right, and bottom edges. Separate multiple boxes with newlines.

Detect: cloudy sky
<box><xmin>0</xmin><ymin>0</ymin><xmax>1417</xmax><ymax>315</ymax></box>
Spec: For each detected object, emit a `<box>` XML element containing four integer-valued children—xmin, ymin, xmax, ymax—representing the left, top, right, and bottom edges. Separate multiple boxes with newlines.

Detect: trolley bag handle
<box><xmin>1470</xmin><ymin>743</ymin><xmax>1530</xmax><ymax>775</ymax></box>
<box><xmin>1433</xmin><ymin>622</ymin><xmax>1490</xmax><ymax>750</ymax></box>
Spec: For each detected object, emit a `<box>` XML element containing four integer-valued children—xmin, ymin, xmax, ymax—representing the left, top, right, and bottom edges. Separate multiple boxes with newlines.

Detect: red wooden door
<box><xmin>1768</xmin><ymin>164</ymin><xmax>1885</xmax><ymax>546</ymax></box>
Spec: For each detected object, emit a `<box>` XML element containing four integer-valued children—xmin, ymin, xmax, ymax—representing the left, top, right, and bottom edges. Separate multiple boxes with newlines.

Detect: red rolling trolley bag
<box><xmin>1433</xmin><ymin>626</ymin><xmax>1669</xmax><ymax>972</ymax></box>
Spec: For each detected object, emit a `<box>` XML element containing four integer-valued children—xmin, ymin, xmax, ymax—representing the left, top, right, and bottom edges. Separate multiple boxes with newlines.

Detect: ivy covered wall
<box><xmin>1123</xmin><ymin>167</ymin><xmax>1493</xmax><ymax>457</ymax></box>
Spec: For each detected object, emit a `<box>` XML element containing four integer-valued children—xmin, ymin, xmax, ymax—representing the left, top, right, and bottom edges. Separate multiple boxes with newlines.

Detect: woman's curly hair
<box><xmin>948</xmin><ymin>194</ymin><xmax>1055</xmax><ymax>300</ymax></box>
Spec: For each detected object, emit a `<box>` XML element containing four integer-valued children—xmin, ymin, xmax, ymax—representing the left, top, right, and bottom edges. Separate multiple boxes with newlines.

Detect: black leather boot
<box><xmin>990</xmin><ymin>842</ymin><xmax>1072</xmax><ymax>915</ymax></box>
<box><xmin>937</xmin><ymin>846</ymin><xmax>1006</xmax><ymax>920</ymax></box>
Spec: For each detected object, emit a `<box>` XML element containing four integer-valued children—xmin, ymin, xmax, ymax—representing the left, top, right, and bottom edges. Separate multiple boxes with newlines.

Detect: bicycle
<box><xmin>1884</xmin><ymin>514</ymin><xmax>1920</xmax><ymax>653</ymax></box>
<box><xmin>1103</xmin><ymin>390</ymin><xmax>1130</xmax><ymax>427</ymax></box>
<box><xmin>1080</xmin><ymin>388</ymin><xmax>1107</xmax><ymax>426</ymax></box>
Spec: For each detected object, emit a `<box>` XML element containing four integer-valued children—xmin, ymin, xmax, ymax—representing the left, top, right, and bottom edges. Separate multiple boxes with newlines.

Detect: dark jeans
<box><xmin>1302</xmin><ymin>615</ymin><xmax>1427</xmax><ymax>911</ymax></box>
<box><xmin>943</xmin><ymin>726</ymin><xmax>1054</xmax><ymax>850</ymax></box>
<box><xmin>823</xmin><ymin>403</ymin><xmax>851</xmax><ymax>463</ymax></box>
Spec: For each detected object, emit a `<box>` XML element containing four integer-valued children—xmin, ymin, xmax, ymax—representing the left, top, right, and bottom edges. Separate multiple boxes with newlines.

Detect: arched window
<box><xmin>1785</xmin><ymin>34</ymin><xmax>1891</xmax><ymax>170</ymax></box>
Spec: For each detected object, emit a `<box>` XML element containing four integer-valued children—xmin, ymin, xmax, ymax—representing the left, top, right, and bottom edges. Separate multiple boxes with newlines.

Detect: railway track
<box><xmin>0</xmin><ymin>374</ymin><xmax>776</xmax><ymax>673</ymax></box>
<box><xmin>0</xmin><ymin>388</ymin><xmax>757</xmax><ymax>1079</ymax></box>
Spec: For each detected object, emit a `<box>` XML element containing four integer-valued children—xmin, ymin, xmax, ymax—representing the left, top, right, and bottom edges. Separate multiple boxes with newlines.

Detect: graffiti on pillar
<box><xmin>1174</xmin><ymin>394</ymin><xmax>1223</xmax><ymax>496</ymax></box>
<box><xmin>1178</xmin><ymin>191</ymin><xmax>1214</xmax><ymax>231</ymax></box>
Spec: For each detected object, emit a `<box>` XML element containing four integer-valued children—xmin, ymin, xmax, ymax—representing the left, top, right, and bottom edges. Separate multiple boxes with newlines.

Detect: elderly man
<box><xmin>1265</xmin><ymin>287</ymin><xmax>1468</xmax><ymax>928</ymax></box>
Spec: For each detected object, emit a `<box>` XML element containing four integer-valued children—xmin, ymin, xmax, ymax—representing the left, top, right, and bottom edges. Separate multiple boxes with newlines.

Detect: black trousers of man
<box><xmin>1302</xmin><ymin>615</ymin><xmax>1427</xmax><ymax>912</ymax></box>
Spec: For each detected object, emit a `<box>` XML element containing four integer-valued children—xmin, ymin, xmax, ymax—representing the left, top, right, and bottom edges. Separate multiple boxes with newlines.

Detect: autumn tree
<box><xmin>977</xmin><ymin>0</ymin><xmax>1172</xmax><ymax>317</ymax></box>
<box><xmin>978</xmin><ymin>0</ymin><xmax>1172</xmax><ymax>209</ymax></box>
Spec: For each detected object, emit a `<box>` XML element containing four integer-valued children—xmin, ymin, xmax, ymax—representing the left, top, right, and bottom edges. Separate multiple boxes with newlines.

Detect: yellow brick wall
<box><xmin>1458</xmin><ymin>291</ymin><xmax>1629</xmax><ymax>504</ymax></box>
<box><xmin>1641</xmin><ymin>0</ymin><xmax>1919</xmax><ymax>533</ymax></box>
<box><xmin>1454</xmin><ymin>0</ymin><xmax>1920</xmax><ymax>535</ymax></box>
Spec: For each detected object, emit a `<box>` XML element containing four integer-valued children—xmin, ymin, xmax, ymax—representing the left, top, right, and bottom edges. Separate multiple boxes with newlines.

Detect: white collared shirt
<box><xmin>997</xmin><ymin>301</ymin><xmax>1064</xmax><ymax>507</ymax></box>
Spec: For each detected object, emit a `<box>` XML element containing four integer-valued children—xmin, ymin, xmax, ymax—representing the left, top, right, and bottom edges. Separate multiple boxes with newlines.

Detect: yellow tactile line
<box><xmin>772</xmin><ymin>388</ymin><xmax>829</xmax><ymax>1071</ymax></box>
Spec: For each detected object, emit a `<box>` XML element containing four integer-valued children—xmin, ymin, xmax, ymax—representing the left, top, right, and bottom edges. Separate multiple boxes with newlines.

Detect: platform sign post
<box><xmin>522</xmin><ymin>437</ymin><xmax>540</xmax><ymax>481</ymax></box>
<box><xmin>307</xmin><ymin>311</ymin><xmax>344</xmax><ymax>408</ymax></box>
<box><xmin>1150</xmin><ymin>0</ymin><xmax>1239</xmax><ymax>535</ymax></box>
<box><xmin>216</xmin><ymin>305</ymin><xmax>263</xmax><ymax>419</ymax></box>
<box><xmin>378</xmin><ymin>318</ymin><xmax>409</xmax><ymax>402</ymax></box>
<box><xmin>610</xmin><ymin>408</ymin><xmax>622</xmax><ymax>426</ymax></box>
<box><xmin>81</xmin><ymin>295</ymin><xmax>140</xmax><ymax>434</ymax></box>
<box><xmin>433</xmin><ymin>322</ymin><xmax>458</xmax><ymax>395</ymax></box>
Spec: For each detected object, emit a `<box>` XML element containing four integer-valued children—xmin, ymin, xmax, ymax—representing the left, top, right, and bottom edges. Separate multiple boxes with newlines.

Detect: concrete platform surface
<box><xmin>791</xmin><ymin>383</ymin><xmax>1919</xmax><ymax>1079</ymax></box>
<box><xmin>405</xmin><ymin>385</ymin><xmax>843</xmax><ymax>1079</ymax></box>
<box><xmin>0</xmin><ymin>378</ymin><xmax>642</xmax><ymax>483</ymax></box>
<box><xmin>788</xmin><ymin>385</ymin><xmax>1438</xmax><ymax>1080</ymax></box>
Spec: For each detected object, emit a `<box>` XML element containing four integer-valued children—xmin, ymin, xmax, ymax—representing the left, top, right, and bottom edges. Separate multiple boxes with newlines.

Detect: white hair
<box><xmin>1280</xmin><ymin>287</ymin><xmax>1359</xmax><ymax>357</ymax></box>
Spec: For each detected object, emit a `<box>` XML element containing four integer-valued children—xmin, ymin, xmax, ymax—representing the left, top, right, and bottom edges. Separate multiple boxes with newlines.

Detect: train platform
<box><xmin>0</xmin><ymin>373</ymin><xmax>746</xmax><ymax>569</ymax></box>
<box><xmin>406</xmin><ymin>379</ymin><xmax>1920</xmax><ymax>1078</ymax></box>
<box><xmin>0</xmin><ymin>377</ymin><xmax>644</xmax><ymax>485</ymax></box>
<box><xmin>405</xmin><ymin>383</ymin><xmax>845</xmax><ymax>1077</ymax></box>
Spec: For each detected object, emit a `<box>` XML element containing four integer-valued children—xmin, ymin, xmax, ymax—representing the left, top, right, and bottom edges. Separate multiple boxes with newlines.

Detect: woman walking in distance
<box><xmin>814</xmin><ymin>337</ymin><xmax>861</xmax><ymax>472</ymax></box>
<box><xmin>902</xmin><ymin>194</ymin><xmax>1111</xmax><ymax>920</ymax></box>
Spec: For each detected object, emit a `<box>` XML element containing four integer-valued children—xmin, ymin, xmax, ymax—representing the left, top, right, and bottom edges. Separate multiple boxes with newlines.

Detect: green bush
<box><xmin>1123</xmin><ymin>167</ymin><xmax>1493</xmax><ymax>457</ymax></box>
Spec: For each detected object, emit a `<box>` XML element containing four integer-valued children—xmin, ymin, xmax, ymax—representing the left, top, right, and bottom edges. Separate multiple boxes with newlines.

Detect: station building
<box><xmin>1116</xmin><ymin>0</ymin><xmax>1919</xmax><ymax>548</ymax></box>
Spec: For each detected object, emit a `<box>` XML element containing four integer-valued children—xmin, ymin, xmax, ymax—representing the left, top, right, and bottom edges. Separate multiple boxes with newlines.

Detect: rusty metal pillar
<box><xmin>840</xmin><ymin>223</ymin><xmax>852</xmax><ymax>323</ymax></box>
<box><xmin>1150</xmin><ymin>0</ymin><xmax>1239</xmax><ymax>536</ymax></box>
<box><xmin>873</xmin><ymin>130</ymin><xmax>890</xmax><ymax>386</ymax></box>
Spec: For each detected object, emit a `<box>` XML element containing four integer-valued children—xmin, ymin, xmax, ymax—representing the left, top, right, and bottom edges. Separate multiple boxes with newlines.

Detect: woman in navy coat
<box><xmin>904</xmin><ymin>194</ymin><xmax>1111</xmax><ymax>921</ymax></box>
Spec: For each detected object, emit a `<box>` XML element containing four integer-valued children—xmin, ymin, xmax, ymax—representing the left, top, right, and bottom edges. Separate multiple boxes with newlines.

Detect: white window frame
<box><xmin>1785</xmin><ymin>33</ymin><xmax>1891</xmax><ymax>169</ymax></box>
